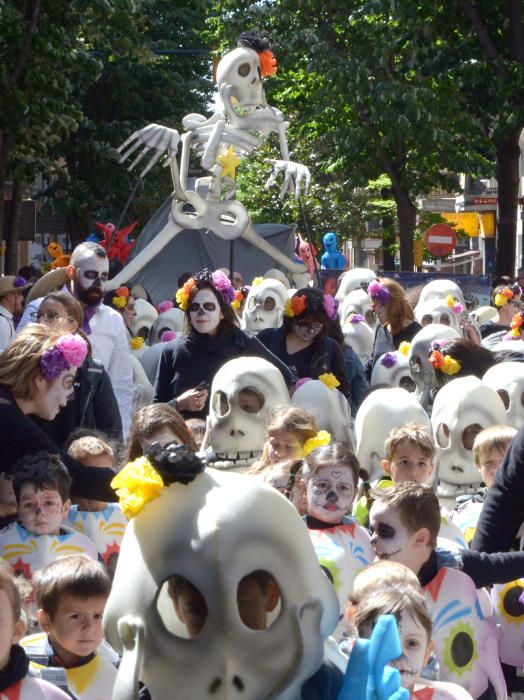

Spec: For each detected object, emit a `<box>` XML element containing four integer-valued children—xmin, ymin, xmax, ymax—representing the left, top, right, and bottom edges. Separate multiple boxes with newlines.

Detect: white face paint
<box><xmin>34</xmin><ymin>369</ymin><xmax>76</xmax><ymax>421</ymax></box>
<box><xmin>73</xmin><ymin>252</ymin><xmax>109</xmax><ymax>306</ymax></box>
<box><xmin>189</xmin><ymin>289</ymin><xmax>223</xmax><ymax>336</ymax></box>
<box><xmin>389</xmin><ymin>611</ymin><xmax>429</xmax><ymax>690</ymax></box>
<box><xmin>306</xmin><ymin>464</ymin><xmax>355</xmax><ymax>524</ymax></box>
<box><xmin>369</xmin><ymin>501</ymin><xmax>418</xmax><ymax>572</ymax></box>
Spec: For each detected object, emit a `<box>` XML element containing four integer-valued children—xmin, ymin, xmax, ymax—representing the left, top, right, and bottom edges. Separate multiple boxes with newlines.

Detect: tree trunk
<box><xmin>395</xmin><ymin>192</ymin><xmax>417</xmax><ymax>271</ymax></box>
<box><xmin>495</xmin><ymin>128</ymin><xmax>521</xmax><ymax>276</ymax></box>
<box><xmin>6</xmin><ymin>181</ymin><xmax>23</xmax><ymax>274</ymax></box>
<box><xmin>0</xmin><ymin>130</ymin><xmax>9</xmax><ymax>259</ymax></box>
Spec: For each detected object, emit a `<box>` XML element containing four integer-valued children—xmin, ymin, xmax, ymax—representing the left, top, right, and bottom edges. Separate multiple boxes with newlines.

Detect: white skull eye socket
<box><xmin>213</xmin><ymin>390</ymin><xmax>230</xmax><ymax>417</ymax></box>
<box><xmin>238</xmin><ymin>62</ymin><xmax>251</xmax><ymax>77</ymax></box>
<box><xmin>439</xmin><ymin>314</ymin><xmax>451</xmax><ymax>326</ymax></box>
<box><xmin>436</xmin><ymin>422</ymin><xmax>450</xmax><ymax>448</ymax></box>
<box><xmin>263</xmin><ymin>297</ymin><xmax>276</xmax><ymax>311</ymax></box>
<box><xmin>521</xmin><ymin>392</ymin><xmax>524</xmax><ymax>408</ymax></box>
<box><xmin>237</xmin><ymin>570</ymin><xmax>281</xmax><ymax>630</ymax></box>
<box><xmin>409</xmin><ymin>356</ymin><xmax>422</xmax><ymax>374</ymax></box>
<box><xmin>498</xmin><ymin>389</ymin><xmax>510</xmax><ymax>410</ymax></box>
<box><xmin>238</xmin><ymin>387</ymin><xmax>265</xmax><ymax>413</ymax></box>
<box><xmin>421</xmin><ymin>315</ymin><xmax>433</xmax><ymax>326</ymax></box>
<box><xmin>462</xmin><ymin>423</ymin><xmax>482</xmax><ymax>450</ymax></box>
<box><xmin>158</xmin><ymin>576</ymin><xmax>208</xmax><ymax>639</ymax></box>
<box><xmin>399</xmin><ymin>376</ymin><xmax>416</xmax><ymax>392</ymax></box>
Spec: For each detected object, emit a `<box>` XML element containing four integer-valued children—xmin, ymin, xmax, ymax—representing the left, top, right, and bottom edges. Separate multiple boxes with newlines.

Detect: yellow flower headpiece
<box><xmin>495</xmin><ymin>287</ymin><xmax>515</xmax><ymax>308</ymax></box>
<box><xmin>398</xmin><ymin>341</ymin><xmax>411</xmax><ymax>356</ymax></box>
<box><xmin>252</xmin><ymin>276</ymin><xmax>264</xmax><ymax>286</ymax></box>
<box><xmin>318</xmin><ymin>373</ymin><xmax>340</xmax><ymax>390</ymax></box>
<box><xmin>231</xmin><ymin>289</ymin><xmax>244</xmax><ymax>311</ymax></box>
<box><xmin>175</xmin><ymin>277</ymin><xmax>196</xmax><ymax>311</ymax></box>
<box><xmin>111</xmin><ymin>457</ymin><xmax>164</xmax><ymax>519</ymax></box>
<box><xmin>428</xmin><ymin>350</ymin><xmax>461</xmax><ymax>376</ymax></box>
<box><xmin>284</xmin><ymin>294</ymin><xmax>307</xmax><ymax>318</ymax></box>
<box><xmin>510</xmin><ymin>311</ymin><xmax>524</xmax><ymax>337</ymax></box>
<box><xmin>130</xmin><ymin>336</ymin><xmax>145</xmax><ymax>350</ymax></box>
<box><xmin>303</xmin><ymin>430</ymin><xmax>331</xmax><ymax>457</ymax></box>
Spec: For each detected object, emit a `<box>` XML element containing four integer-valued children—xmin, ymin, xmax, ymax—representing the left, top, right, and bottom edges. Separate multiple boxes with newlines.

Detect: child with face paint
<box><xmin>303</xmin><ymin>442</ymin><xmax>375</xmax><ymax>640</ymax></box>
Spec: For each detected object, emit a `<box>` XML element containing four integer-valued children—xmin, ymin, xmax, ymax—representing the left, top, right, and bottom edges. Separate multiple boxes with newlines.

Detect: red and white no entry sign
<box><xmin>423</xmin><ymin>224</ymin><xmax>457</xmax><ymax>257</ymax></box>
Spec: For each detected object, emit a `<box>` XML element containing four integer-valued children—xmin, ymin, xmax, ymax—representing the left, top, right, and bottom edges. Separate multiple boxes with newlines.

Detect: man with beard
<box><xmin>18</xmin><ymin>242</ymin><xmax>133</xmax><ymax>436</ymax></box>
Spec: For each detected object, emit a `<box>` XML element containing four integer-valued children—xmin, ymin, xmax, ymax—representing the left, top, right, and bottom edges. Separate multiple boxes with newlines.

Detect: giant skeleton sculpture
<box><xmin>105</xmin><ymin>33</ymin><xmax>308</xmax><ymax>292</ymax></box>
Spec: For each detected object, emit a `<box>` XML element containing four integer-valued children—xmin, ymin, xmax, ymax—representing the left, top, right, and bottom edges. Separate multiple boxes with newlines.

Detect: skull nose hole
<box><xmin>209</xmin><ymin>678</ymin><xmax>222</xmax><ymax>693</ymax></box>
<box><xmin>229</xmin><ymin>429</ymin><xmax>246</xmax><ymax>437</ymax></box>
<box><xmin>232</xmin><ymin>676</ymin><xmax>244</xmax><ymax>691</ymax></box>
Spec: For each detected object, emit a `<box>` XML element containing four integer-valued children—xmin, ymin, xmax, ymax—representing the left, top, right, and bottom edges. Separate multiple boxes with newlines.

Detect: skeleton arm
<box><xmin>265</xmin><ymin>158</ymin><xmax>311</xmax><ymax>199</ymax></box>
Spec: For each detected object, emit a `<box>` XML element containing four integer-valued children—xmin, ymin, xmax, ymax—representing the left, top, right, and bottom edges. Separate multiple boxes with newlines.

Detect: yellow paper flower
<box><xmin>284</xmin><ymin>299</ymin><xmax>294</xmax><ymax>317</ymax></box>
<box><xmin>445</xmin><ymin>294</ymin><xmax>455</xmax><ymax>309</ymax></box>
<box><xmin>111</xmin><ymin>457</ymin><xmax>164</xmax><ymax>519</ymax></box>
<box><xmin>252</xmin><ymin>276</ymin><xmax>264</xmax><ymax>286</ymax></box>
<box><xmin>398</xmin><ymin>341</ymin><xmax>411</xmax><ymax>356</ymax></box>
<box><xmin>112</xmin><ymin>295</ymin><xmax>127</xmax><ymax>309</ymax></box>
<box><xmin>130</xmin><ymin>336</ymin><xmax>144</xmax><ymax>350</ymax></box>
<box><xmin>176</xmin><ymin>288</ymin><xmax>189</xmax><ymax>311</ymax></box>
<box><xmin>495</xmin><ymin>293</ymin><xmax>508</xmax><ymax>307</ymax></box>
<box><xmin>318</xmin><ymin>373</ymin><xmax>340</xmax><ymax>390</ymax></box>
<box><xmin>303</xmin><ymin>430</ymin><xmax>331</xmax><ymax>457</ymax></box>
<box><xmin>442</xmin><ymin>356</ymin><xmax>461</xmax><ymax>376</ymax></box>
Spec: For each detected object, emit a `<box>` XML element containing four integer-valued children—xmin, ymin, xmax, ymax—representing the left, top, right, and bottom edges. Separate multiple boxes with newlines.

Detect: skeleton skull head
<box><xmin>469</xmin><ymin>305</ymin><xmax>497</xmax><ymax>325</ymax></box>
<box><xmin>341</xmin><ymin>315</ymin><xmax>375</xmax><ymax>366</ymax></box>
<box><xmin>408</xmin><ymin>324</ymin><xmax>460</xmax><ymax>410</ymax></box>
<box><xmin>415</xmin><ymin>300</ymin><xmax>463</xmax><ymax>335</ymax></box>
<box><xmin>149</xmin><ymin>307</ymin><xmax>185</xmax><ymax>345</ymax></box>
<box><xmin>242</xmin><ymin>279</ymin><xmax>288</xmax><ymax>332</ymax></box>
<box><xmin>431</xmin><ymin>376</ymin><xmax>507</xmax><ymax>502</ymax></box>
<box><xmin>291</xmin><ymin>379</ymin><xmax>355</xmax><ymax>448</ymax></box>
<box><xmin>264</xmin><ymin>269</ymin><xmax>291</xmax><ymax>289</ymax></box>
<box><xmin>416</xmin><ymin>279</ymin><xmax>465</xmax><ymax>312</ymax></box>
<box><xmin>131</xmin><ymin>298</ymin><xmax>158</xmax><ymax>339</ymax></box>
<box><xmin>339</xmin><ymin>289</ymin><xmax>375</xmax><ymax>327</ymax></box>
<box><xmin>371</xmin><ymin>351</ymin><xmax>416</xmax><ymax>393</ymax></box>
<box><xmin>335</xmin><ymin>268</ymin><xmax>376</xmax><ymax>303</ymax></box>
<box><xmin>104</xmin><ymin>468</ymin><xmax>339</xmax><ymax>700</ymax></box>
<box><xmin>355</xmin><ymin>387</ymin><xmax>432</xmax><ymax>481</ymax></box>
<box><xmin>482</xmin><ymin>362</ymin><xmax>524</xmax><ymax>429</ymax></box>
<box><xmin>216</xmin><ymin>46</ymin><xmax>266</xmax><ymax>111</ymax></box>
<box><xmin>204</xmin><ymin>357</ymin><xmax>290</xmax><ymax>466</ymax></box>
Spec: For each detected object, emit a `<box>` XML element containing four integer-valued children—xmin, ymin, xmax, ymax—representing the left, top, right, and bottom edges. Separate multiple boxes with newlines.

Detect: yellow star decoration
<box><xmin>217</xmin><ymin>146</ymin><xmax>241</xmax><ymax>180</ymax></box>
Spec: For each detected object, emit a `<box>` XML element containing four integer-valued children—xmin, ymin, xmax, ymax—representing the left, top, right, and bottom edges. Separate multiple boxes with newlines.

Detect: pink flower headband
<box><xmin>175</xmin><ymin>269</ymin><xmax>235</xmax><ymax>311</ymax></box>
<box><xmin>40</xmin><ymin>334</ymin><xmax>88</xmax><ymax>380</ymax></box>
<box><xmin>322</xmin><ymin>294</ymin><xmax>339</xmax><ymax>321</ymax></box>
<box><xmin>368</xmin><ymin>279</ymin><xmax>391</xmax><ymax>305</ymax></box>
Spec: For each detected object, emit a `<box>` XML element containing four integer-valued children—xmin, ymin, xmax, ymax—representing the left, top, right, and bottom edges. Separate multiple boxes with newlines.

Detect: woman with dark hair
<box><xmin>153</xmin><ymin>269</ymin><xmax>291</xmax><ymax>417</ymax></box>
<box><xmin>368</xmin><ymin>277</ymin><xmax>421</xmax><ymax>369</ymax></box>
<box><xmin>257</xmin><ymin>287</ymin><xmax>350</xmax><ymax>398</ymax></box>
<box><xmin>480</xmin><ymin>282</ymin><xmax>522</xmax><ymax>339</ymax></box>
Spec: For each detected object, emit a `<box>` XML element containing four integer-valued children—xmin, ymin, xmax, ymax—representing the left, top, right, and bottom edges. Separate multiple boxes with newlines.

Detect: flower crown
<box><xmin>368</xmin><ymin>279</ymin><xmax>391</xmax><ymax>305</ymax></box>
<box><xmin>494</xmin><ymin>285</ymin><xmax>521</xmax><ymax>308</ymax></box>
<box><xmin>111</xmin><ymin>285</ymin><xmax>129</xmax><ymax>310</ymax></box>
<box><xmin>509</xmin><ymin>311</ymin><xmax>524</xmax><ymax>338</ymax></box>
<box><xmin>284</xmin><ymin>293</ymin><xmax>338</xmax><ymax>320</ymax></box>
<box><xmin>381</xmin><ymin>352</ymin><xmax>397</xmax><ymax>369</ymax></box>
<box><xmin>157</xmin><ymin>300</ymin><xmax>174</xmax><ymax>314</ymax></box>
<box><xmin>175</xmin><ymin>269</ymin><xmax>235</xmax><ymax>311</ymax></box>
<box><xmin>302</xmin><ymin>430</ymin><xmax>331</xmax><ymax>457</ymax></box>
<box><xmin>231</xmin><ymin>289</ymin><xmax>245</xmax><ymax>311</ymax></box>
<box><xmin>130</xmin><ymin>336</ymin><xmax>144</xmax><ymax>350</ymax></box>
<box><xmin>445</xmin><ymin>294</ymin><xmax>463</xmax><ymax>314</ymax></box>
<box><xmin>13</xmin><ymin>276</ymin><xmax>28</xmax><ymax>288</ymax></box>
<box><xmin>428</xmin><ymin>349</ymin><xmax>461</xmax><ymax>376</ymax></box>
<box><xmin>40</xmin><ymin>334</ymin><xmax>88</xmax><ymax>380</ymax></box>
<box><xmin>318</xmin><ymin>373</ymin><xmax>340</xmax><ymax>390</ymax></box>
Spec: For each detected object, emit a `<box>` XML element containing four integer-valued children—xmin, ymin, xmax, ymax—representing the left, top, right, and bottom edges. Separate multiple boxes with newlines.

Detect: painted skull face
<box><xmin>189</xmin><ymin>289</ymin><xmax>223</xmax><ymax>336</ymax></box>
<box><xmin>73</xmin><ymin>251</ymin><xmax>109</xmax><ymax>307</ymax></box>
<box><xmin>306</xmin><ymin>465</ymin><xmax>355</xmax><ymax>524</ymax></box>
<box><xmin>35</xmin><ymin>368</ymin><xmax>76</xmax><ymax>421</ymax></box>
<box><xmin>369</xmin><ymin>501</ymin><xmax>419</xmax><ymax>573</ymax></box>
<box><xmin>389</xmin><ymin>612</ymin><xmax>429</xmax><ymax>690</ymax></box>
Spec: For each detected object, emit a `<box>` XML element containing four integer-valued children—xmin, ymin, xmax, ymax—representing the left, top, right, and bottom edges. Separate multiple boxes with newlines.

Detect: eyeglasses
<box><xmin>31</xmin><ymin>311</ymin><xmax>60</xmax><ymax>322</ymax></box>
<box><xmin>189</xmin><ymin>302</ymin><xmax>217</xmax><ymax>313</ymax></box>
<box><xmin>294</xmin><ymin>321</ymin><xmax>323</xmax><ymax>331</ymax></box>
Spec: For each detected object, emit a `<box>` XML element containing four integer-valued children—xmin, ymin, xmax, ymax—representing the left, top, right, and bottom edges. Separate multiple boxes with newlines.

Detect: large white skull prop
<box><xmin>482</xmin><ymin>362</ymin><xmax>524</xmax><ymax>429</ymax></box>
<box><xmin>408</xmin><ymin>324</ymin><xmax>460</xmax><ymax>410</ymax></box>
<box><xmin>335</xmin><ymin>268</ymin><xmax>375</xmax><ymax>302</ymax></box>
<box><xmin>264</xmin><ymin>269</ymin><xmax>291</xmax><ymax>289</ymax></box>
<box><xmin>291</xmin><ymin>379</ymin><xmax>355</xmax><ymax>448</ymax></box>
<box><xmin>216</xmin><ymin>46</ymin><xmax>265</xmax><ymax>111</ymax></box>
<box><xmin>105</xmin><ymin>468</ymin><xmax>339</xmax><ymax>700</ymax></box>
<box><xmin>338</xmin><ymin>289</ymin><xmax>374</xmax><ymax>327</ymax></box>
<box><xmin>355</xmin><ymin>387</ymin><xmax>432</xmax><ymax>481</ymax></box>
<box><xmin>431</xmin><ymin>376</ymin><xmax>507</xmax><ymax>505</ymax></box>
<box><xmin>469</xmin><ymin>305</ymin><xmax>497</xmax><ymax>325</ymax></box>
<box><xmin>149</xmin><ymin>307</ymin><xmax>186</xmax><ymax>345</ymax></box>
<box><xmin>415</xmin><ymin>279</ymin><xmax>465</xmax><ymax>313</ymax></box>
<box><xmin>242</xmin><ymin>279</ymin><xmax>288</xmax><ymax>332</ymax></box>
<box><xmin>491</xmin><ymin>579</ymin><xmax>524</xmax><ymax>668</ymax></box>
<box><xmin>371</xmin><ymin>351</ymin><xmax>415</xmax><ymax>393</ymax></box>
<box><xmin>415</xmin><ymin>300</ymin><xmax>463</xmax><ymax>335</ymax></box>
<box><xmin>341</xmin><ymin>316</ymin><xmax>374</xmax><ymax>366</ymax></box>
<box><xmin>131</xmin><ymin>298</ymin><xmax>158</xmax><ymax>339</ymax></box>
<box><xmin>204</xmin><ymin>357</ymin><xmax>290</xmax><ymax>466</ymax></box>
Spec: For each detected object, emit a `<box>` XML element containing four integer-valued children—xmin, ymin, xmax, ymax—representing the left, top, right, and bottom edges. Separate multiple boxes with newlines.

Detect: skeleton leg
<box><xmin>242</xmin><ymin>224</ymin><xmax>307</xmax><ymax>274</ymax></box>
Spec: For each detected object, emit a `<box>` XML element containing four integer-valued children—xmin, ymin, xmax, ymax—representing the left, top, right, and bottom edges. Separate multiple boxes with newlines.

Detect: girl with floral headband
<box><xmin>104</xmin><ymin>286</ymin><xmax>137</xmax><ymax>337</ymax></box>
<box><xmin>0</xmin><ymin>324</ymin><xmax>116</xmax><ymax>511</ymax></box>
<box><xmin>257</xmin><ymin>287</ymin><xmax>351</xmax><ymax>398</ymax></box>
<box><xmin>368</xmin><ymin>277</ymin><xmax>421</xmax><ymax>372</ymax></box>
<box><xmin>479</xmin><ymin>283</ymin><xmax>522</xmax><ymax>341</ymax></box>
<box><xmin>153</xmin><ymin>269</ymin><xmax>292</xmax><ymax>417</ymax></box>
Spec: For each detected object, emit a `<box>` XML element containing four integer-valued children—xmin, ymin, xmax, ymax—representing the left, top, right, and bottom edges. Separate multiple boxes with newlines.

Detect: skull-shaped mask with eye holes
<box><xmin>203</xmin><ymin>357</ymin><xmax>290</xmax><ymax>466</ymax></box>
<box><xmin>335</xmin><ymin>267</ymin><xmax>376</xmax><ymax>303</ymax></box>
<box><xmin>242</xmin><ymin>279</ymin><xmax>288</xmax><ymax>332</ymax></box>
<box><xmin>149</xmin><ymin>307</ymin><xmax>185</xmax><ymax>345</ymax></box>
<box><xmin>341</xmin><ymin>315</ymin><xmax>375</xmax><ymax>366</ymax></box>
<box><xmin>216</xmin><ymin>46</ymin><xmax>266</xmax><ymax>112</ymax></box>
<box><xmin>131</xmin><ymin>298</ymin><xmax>158</xmax><ymax>339</ymax></box>
<box><xmin>104</xmin><ymin>468</ymin><xmax>339</xmax><ymax>700</ymax></box>
<box><xmin>415</xmin><ymin>300</ymin><xmax>463</xmax><ymax>336</ymax></box>
<box><xmin>482</xmin><ymin>362</ymin><xmax>524</xmax><ymax>430</ymax></box>
<box><xmin>431</xmin><ymin>376</ymin><xmax>507</xmax><ymax>507</ymax></box>
<box><xmin>415</xmin><ymin>279</ymin><xmax>466</xmax><ymax>315</ymax></box>
<box><xmin>408</xmin><ymin>324</ymin><xmax>460</xmax><ymax>410</ymax></box>
<box><xmin>371</xmin><ymin>351</ymin><xmax>416</xmax><ymax>393</ymax></box>
<box><xmin>338</xmin><ymin>289</ymin><xmax>375</xmax><ymax>327</ymax></box>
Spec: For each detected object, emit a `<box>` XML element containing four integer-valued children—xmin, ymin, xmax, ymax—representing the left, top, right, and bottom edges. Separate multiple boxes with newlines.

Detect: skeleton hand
<box><xmin>118</xmin><ymin>123</ymin><xmax>180</xmax><ymax>177</ymax></box>
<box><xmin>265</xmin><ymin>159</ymin><xmax>311</xmax><ymax>199</ymax></box>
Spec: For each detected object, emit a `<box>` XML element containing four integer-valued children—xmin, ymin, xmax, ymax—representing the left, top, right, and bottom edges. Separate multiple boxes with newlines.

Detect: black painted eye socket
<box><xmin>213</xmin><ymin>390</ymin><xmax>229</xmax><ymax>417</ymax></box>
<box><xmin>502</xmin><ymin>583</ymin><xmax>524</xmax><ymax>620</ymax></box>
<box><xmin>238</xmin><ymin>62</ymin><xmax>251</xmax><ymax>77</ymax></box>
<box><xmin>263</xmin><ymin>297</ymin><xmax>276</xmax><ymax>311</ymax></box>
<box><xmin>462</xmin><ymin>423</ymin><xmax>482</xmax><ymax>450</ymax></box>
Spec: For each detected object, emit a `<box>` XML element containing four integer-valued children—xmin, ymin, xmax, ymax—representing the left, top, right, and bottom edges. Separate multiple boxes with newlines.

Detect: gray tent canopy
<box><xmin>127</xmin><ymin>196</ymin><xmax>296</xmax><ymax>303</ymax></box>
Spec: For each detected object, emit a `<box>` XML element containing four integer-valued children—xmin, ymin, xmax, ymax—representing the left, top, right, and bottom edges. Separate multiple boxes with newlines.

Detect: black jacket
<box><xmin>153</xmin><ymin>327</ymin><xmax>293</xmax><ymax>418</ymax></box>
<box><xmin>32</xmin><ymin>356</ymin><xmax>123</xmax><ymax>448</ymax></box>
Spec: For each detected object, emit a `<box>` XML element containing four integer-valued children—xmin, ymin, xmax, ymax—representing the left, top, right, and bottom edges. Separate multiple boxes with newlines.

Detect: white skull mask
<box><xmin>415</xmin><ymin>300</ymin><xmax>463</xmax><ymax>335</ymax></box>
<box><xmin>482</xmin><ymin>362</ymin><xmax>524</xmax><ymax>429</ymax></box>
<box><xmin>291</xmin><ymin>379</ymin><xmax>355</xmax><ymax>448</ymax></box>
<box><xmin>204</xmin><ymin>357</ymin><xmax>290</xmax><ymax>465</ymax></box>
<box><xmin>264</xmin><ymin>269</ymin><xmax>291</xmax><ymax>289</ymax></box>
<box><xmin>104</xmin><ymin>468</ymin><xmax>339</xmax><ymax>700</ymax></box>
<box><xmin>338</xmin><ymin>289</ymin><xmax>375</xmax><ymax>327</ymax></box>
<box><xmin>371</xmin><ymin>351</ymin><xmax>416</xmax><ymax>393</ymax></box>
<box><xmin>149</xmin><ymin>307</ymin><xmax>185</xmax><ymax>345</ymax></box>
<box><xmin>469</xmin><ymin>305</ymin><xmax>497</xmax><ymax>325</ymax></box>
<box><xmin>335</xmin><ymin>268</ymin><xmax>376</xmax><ymax>302</ymax></box>
<box><xmin>131</xmin><ymin>298</ymin><xmax>158</xmax><ymax>338</ymax></box>
<box><xmin>242</xmin><ymin>279</ymin><xmax>288</xmax><ymax>332</ymax></box>
<box><xmin>355</xmin><ymin>387</ymin><xmax>432</xmax><ymax>481</ymax></box>
<box><xmin>416</xmin><ymin>279</ymin><xmax>465</xmax><ymax>313</ymax></box>
<box><xmin>408</xmin><ymin>324</ymin><xmax>460</xmax><ymax>410</ymax></box>
<box><xmin>491</xmin><ymin>579</ymin><xmax>524</xmax><ymax>668</ymax></box>
<box><xmin>431</xmin><ymin>376</ymin><xmax>507</xmax><ymax>499</ymax></box>
<box><xmin>216</xmin><ymin>46</ymin><xmax>266</xmax><ymax>111</ymax></box>
<box><xmin>342</xmin><ymin>316</ymin><xmax>375</xmax><ymax>365</ymax></box>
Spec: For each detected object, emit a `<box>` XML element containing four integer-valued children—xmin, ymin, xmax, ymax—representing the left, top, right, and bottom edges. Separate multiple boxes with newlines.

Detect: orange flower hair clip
<box><xmin>429</xmin><ymin>350</ymin><xmax>461</xmax><ymax>376</ymax></box>
<box><xmin>284</xmin><ymin>294</ymin><xmax>307</xmax><ymax>318</ymax></box>
<box><xmin>510</xmin><ymin>311</ymin><xmax>524</xmax><ymax>338</ymax></box>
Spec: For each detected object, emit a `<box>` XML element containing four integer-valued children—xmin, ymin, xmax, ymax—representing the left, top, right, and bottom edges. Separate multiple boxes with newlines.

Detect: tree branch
<box><xmin>459</xmin><ymin>0</ymin><xmax>501</xmax><ymax>64</ymax></box>
<box><xmin>8</xmin><ymin>0</ymin><xmax>42</xmax><ymax>89</ymax></box>
<box><xmin>508</xmin><ymin>0</ymin><xmax>524</xmax><ymax>63</ymax></box>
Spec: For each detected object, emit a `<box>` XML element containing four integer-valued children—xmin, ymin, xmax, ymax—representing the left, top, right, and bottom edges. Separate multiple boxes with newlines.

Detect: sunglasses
<box><xmin>189</xmin><ymin>302</ymin><xmax>217</xmax><ymax>313</ymax></box>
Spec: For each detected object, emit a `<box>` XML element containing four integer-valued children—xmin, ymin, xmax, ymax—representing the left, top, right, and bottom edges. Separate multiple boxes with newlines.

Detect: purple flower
<box><xmin>211</xmin><ymin>270</ymin><xmax>235</xmax><ymax>305</ymax></box>
<box><xmin>160</xmin><ymin>330</ymin><xmax>177</xmax><ymax>342</ymax></box>
<box><xmin>158</xmin><ymin>300</ymin><xmax>174</xmax><ymax>314</ymax></box>
<box><xmin>40</xmin><ymin>347</ymin><xmax>70</xmax><ymax>380</ymax></box>
<box><xmin>323</xmin><ymin>294</ymin><xmax>338</xmax><ymax>320</ymax></box>
<box><xmin>368</xmin><ymin>279</ymin><xmax>390</xmax><ymax>305</ymax></box>
<box><xmin>56</xmin><ymin>334</ymin><xmax>88</xmax><ymax>367</ymax></box>
<box><xmin>13</xmin><ymin>276</ymin><xmax>27</xmax><ymax>288</ymax></box>
<box><xmin>381</xmin><ymin>352</ymin><xmax>397</xmax><ymax>369</ymax></box>
<box><xmin>350</xmin><ymin>314</ymin><xmax>365</xmax><ymax>323</ymax></box>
